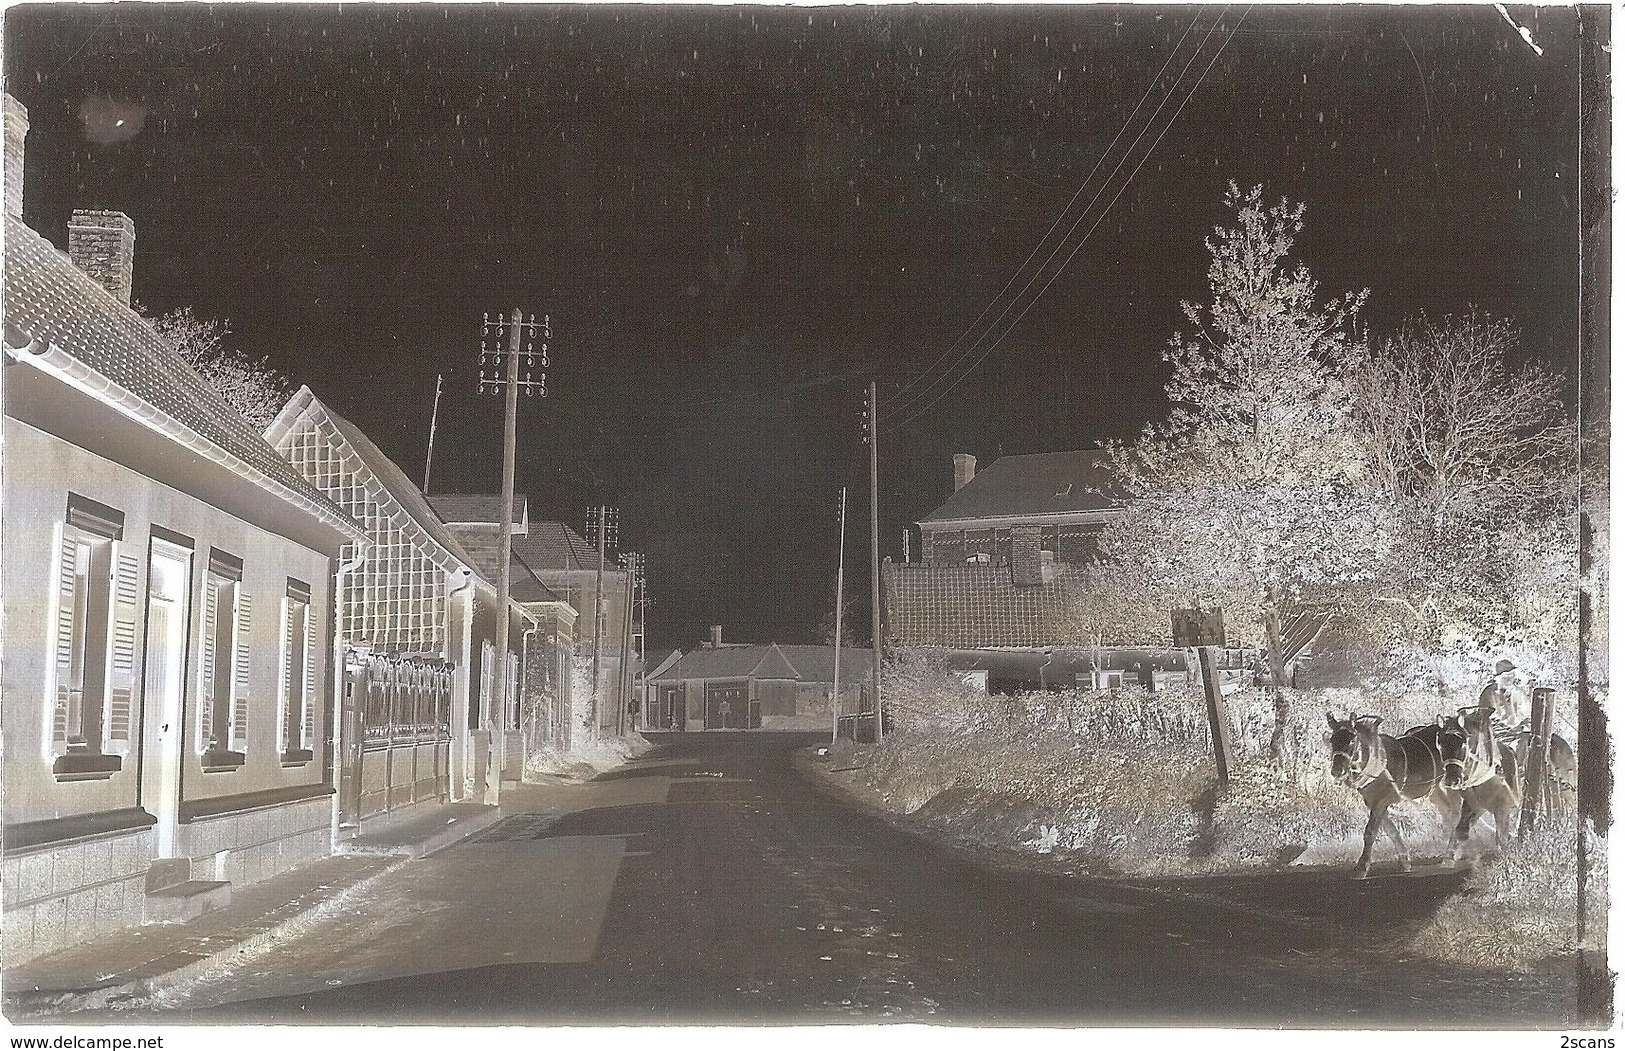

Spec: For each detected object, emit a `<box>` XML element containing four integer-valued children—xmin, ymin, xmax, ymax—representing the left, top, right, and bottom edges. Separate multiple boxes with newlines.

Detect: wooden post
<box><xmin>867</xmin><ymin>382</ymin><xmax>883</xmax><ymax>743</ymax></box>
<box><xmin>490</xmin><ymin>309</ymin><xmax>521</xmax><ymax>804</ymax></box>
<box><xmin>1197</xmin><ymin>646</ymin><xmax>1234</xmax><ymax>787</ymax></box>
<box><xmin>832</xmin><ymin>487</ymin><xmax>847</xmax><ymax>747</ymax></box>
<box><xmin>1519</xmin><ymin>687</ymin><xmax>1555</xmax><ymax>837</ymax></box>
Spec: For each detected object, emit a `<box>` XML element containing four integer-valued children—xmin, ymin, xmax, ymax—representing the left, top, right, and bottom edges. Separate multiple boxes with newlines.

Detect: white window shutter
<box><xmin>280</xmin><ymin>597</ymin><xmax>294</xmax><ymax>748</ymax></box>
<box><xmin>198</xmin><ymin>583</ymin><xmax>217</xmax><ymax>752</ymax></box>
<box><xmin>233</xmin><ymin>593</ymin><xmax>252</xmax><ymax>750</ymax></box>
<box><xmin>50</xmin><ymin>526</ymin><xmax>76</xmax><ymax>754</ymax></box>
<box><xmin>106</xmin><ymin>547</ymin><xmax>142</xmax><ymax>752</ymax></box>
<box><xmin>302</xmin><ymin>607</ymin><xmax>318</xmax><ymax>749</ymax></box>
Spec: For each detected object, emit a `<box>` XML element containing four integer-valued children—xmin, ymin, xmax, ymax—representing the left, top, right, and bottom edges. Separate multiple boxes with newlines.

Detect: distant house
<box><xmin>505</xmin><ymin>517</ymin><xmax>640</xmax><ymax>738</ymax></box>
<box><xmin>1</xmin><ymin>95</ymin><xmax>366</xmax><ymax>964</ymax></box>
<box><xmin>646</xmin><ymin>629</ymin><xmax>873</xmax><ymax>731</ymax></box>
<box><xmin>918</xmin><ymin>451</ymin><xmax>1122</xmax><ymax>577</ymax></box>
<box><xmin>428</xmin><ymin>495</ymin><xmax>578</xmax><ymax>756</ymax></box>
<box><xmin>890</xmin><ymin>450</ymin><xmax>1328</xmax><ymax>689</ymax></box>
<box><xmin>266</xmin><ymin>390</ymin><xmax>532</xmax><ymax>823</ymax></box>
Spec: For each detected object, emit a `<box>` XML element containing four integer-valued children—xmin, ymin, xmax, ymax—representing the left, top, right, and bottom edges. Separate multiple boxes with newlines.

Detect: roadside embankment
<box><xmin>803</xmin><ymin>669</ymin><xmax>1586</xmax><ymax>972</ymax></box>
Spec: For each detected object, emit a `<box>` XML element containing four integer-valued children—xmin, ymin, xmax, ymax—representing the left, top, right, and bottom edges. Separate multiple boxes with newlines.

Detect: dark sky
<box><xmin>4</xmin><ymin>4</ymin><xmax>1601</xmax><ymax>651</ymax></box>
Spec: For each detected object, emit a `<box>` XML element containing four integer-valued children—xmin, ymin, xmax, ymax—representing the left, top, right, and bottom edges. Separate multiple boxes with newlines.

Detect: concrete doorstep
<box><xmin>3</xmin><ymin>802</ymin><xmax>502</xmax><ymax>1019</ymax></box>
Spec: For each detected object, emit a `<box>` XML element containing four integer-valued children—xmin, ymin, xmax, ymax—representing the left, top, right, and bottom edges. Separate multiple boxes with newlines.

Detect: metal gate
<box><xmin>352</xmin><ymin>655</ymin><xmax>453</xmax><ymax>821</ymax></box>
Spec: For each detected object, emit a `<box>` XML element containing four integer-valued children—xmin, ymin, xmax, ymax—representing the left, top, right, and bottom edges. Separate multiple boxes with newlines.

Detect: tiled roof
<box><xmin>920</xmin><ymin>451</ymin><xmax>1121</xmax><ymax>524</ymax></box>
<box><xmin>649</xmin><ymin>643</ymin><xmax>875</xmax><ymax>685</ymax></box>
<box><xmin>3</xmin><ymin>211</ymin><xmax>346</xmax><ymax>521</ymax></box>
<box><xmin>301</xmin><ymin>392</ymin><xmax>482</xmax><ymax>573</ymax></box>
<box><xmin>513</xmin><ymin>521</ymin><xmax>598</xmax><ymax>572</ymax></box>
<box><xmin>437</xmin><ymin>520</ymin><xmax>560</xmax><ymax>604</ymax></box>
<box><xmin>883</xmin><ymin>561</ymin><xmax>1104</xmax><ymax>648</ymax></box>
<box><xmin>427</xmin><ymin>493</ymin><xmax>527</xmax><ymax>528</ymax></box>
<box><xmin>778</xmin><ymin>645</ymin><xmax>876</xmax><ymax>684</ymax></box>
<box><xmin>652</xmin><ymin>644</ymin><xmax>773</xmax><ymax>682</ymax></box>
<box><xmin>644</xmin><ymin>649</ymin><xmax>683</xmax><ymax>680</ymax></box>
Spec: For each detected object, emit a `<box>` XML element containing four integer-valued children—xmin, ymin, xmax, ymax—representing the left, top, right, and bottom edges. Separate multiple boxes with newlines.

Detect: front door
<box><xmin>705</xmin><ymin>683</ymin><xmax>747</xmax><ymax>730</ymax></box>
<box><xmin>659</xmin><ymin>685</ymin><xmax>682</xmax><ymax>730</ymax></box>
<box><xmin>142</xmin><ymin>540</ymin><xmax>192</xmax><ymax>858</ymax></box>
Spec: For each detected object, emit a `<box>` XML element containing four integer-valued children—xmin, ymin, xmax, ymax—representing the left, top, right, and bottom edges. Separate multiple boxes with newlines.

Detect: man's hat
<box><xmin>1494</xmin><ymin>658</ymin><xmax>1517</xmax><ymax>676</ymax></box>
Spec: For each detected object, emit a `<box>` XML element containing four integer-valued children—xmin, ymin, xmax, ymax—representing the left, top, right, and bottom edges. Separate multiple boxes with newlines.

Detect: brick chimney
<box><xmin>4</xmin><ymin>94</ymin><xmax>28</xmax><ymax>217</ymax></box>
<box><xmin>709</xmin><ymin>625</ymin><xmax>723</xmax><ymax>647</ymax></box>
<box><xmin>1011</xmin><ymin>526</ymin><xmax>1044</xmax><ymax>588</ymax></box>
<box><xmin>952</xmin><ymin>453</ymin><xmax>977</xmax><ymax>492</ymax></box>
<box><xmin>69</xmin><ymin>209</ymin><xmax>136</xmax><ymax>305</ymax></box>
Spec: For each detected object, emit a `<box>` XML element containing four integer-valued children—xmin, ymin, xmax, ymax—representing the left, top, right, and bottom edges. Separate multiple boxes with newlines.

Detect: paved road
<box><xmin>126</xmin><ymin>732</ymin><xmax>1571</xmax><ymax>1026</ymax></box>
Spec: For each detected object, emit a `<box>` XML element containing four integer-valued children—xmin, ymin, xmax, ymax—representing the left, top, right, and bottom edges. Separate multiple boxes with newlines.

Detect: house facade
<box><xmin>503</xmin><ymin>517</ymin><xmax>639</xmax><ymax>739</ymax></box>
<box><xmin>265</xmin><ymin>389</ymin><xmax>530</xmax><ymax>824</ymax></box>
<box><xmin>891</xmin><ymin>449</ymin><xmax>1317</xmax><ymax>689</ymax></box>
<box><xmin>917</xmin><ymin>451</ymin><xmax>1122</xmax><ymax>573</ymax></box>
<box><xmin>1</xmin><ymin>95</ymin><xmax>366</xmax><ymax>964</ymax></box>
<box><xmin>429</xmin><ymin>495</ymin><xmax>578</xmax><ymax>758</ymax></box>
<box><xmin>646</xmin><ymin>633</ymin><xmax>873</xmax><ymax>731</ymax></box>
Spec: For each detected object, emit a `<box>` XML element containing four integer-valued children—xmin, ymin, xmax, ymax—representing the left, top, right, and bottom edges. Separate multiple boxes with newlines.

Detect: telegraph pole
<box><xmin>478</xmin><ymin>310</ymin><xmax>548</xmax><ymax>802</ymax></box>
<box><xmin>587</xmin><ymin>506</ymin><xmax>617</xmax><ymax>738</ymax></box>
<box><xmin>832</xmin><ymin>486</ymin><xmax>848</xmax><ymax>746</ymax></box>
<box><xmin>618</xmin><ymin>552</ymin><xmax>637</xmax><ymax>735</ymax></box>
<box><xmin>864</xmin><ymin>382</ymin><xmax>883</xmax><ymax>743</ymax></box>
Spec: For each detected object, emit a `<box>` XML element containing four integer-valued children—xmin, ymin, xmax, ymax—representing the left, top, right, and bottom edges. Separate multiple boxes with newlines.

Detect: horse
<box><xmin>1437</xmin><ymin>708</ymin><xmax>1522</xmax><ymax>857</ymax></box>
<box><xmin>1325</xmin><ymin>713</ymin><xmax>1457</xmax><ymax>879</ymax></box>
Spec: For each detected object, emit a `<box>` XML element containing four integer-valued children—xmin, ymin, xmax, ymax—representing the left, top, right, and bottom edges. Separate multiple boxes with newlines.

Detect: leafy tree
<box><xmin>150</xmin><ymin>307</ymin><xmax>290</xmax><ymax>430</ymax></box>
<box><xmin>1102</xmin><ymin>184</ymin><xmax>1375</xmax><ymax>753</ymax></box>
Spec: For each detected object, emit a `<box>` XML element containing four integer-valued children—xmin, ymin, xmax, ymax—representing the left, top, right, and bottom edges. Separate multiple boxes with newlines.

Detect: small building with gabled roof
<box><xmin>646</xmin><ymin>633</ymin><xmax>873</xmax><ymax>731</ymax></box>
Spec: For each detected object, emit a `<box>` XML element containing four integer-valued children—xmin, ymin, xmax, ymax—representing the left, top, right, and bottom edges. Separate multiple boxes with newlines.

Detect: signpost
<box><xmin>1173</xmin><ymin>608</ymin><xmax>1232</xmax><ymax>787</ymax></box>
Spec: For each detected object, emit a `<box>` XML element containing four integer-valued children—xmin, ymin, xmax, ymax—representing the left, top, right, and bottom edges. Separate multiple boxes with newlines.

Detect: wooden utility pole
<box><xmin>1520</xmin><ymin>687</ymin><xmax>1556</xmax><ymax>836</ymax></box>
<box><xmin>832</xmin><ymin>486</ymin><xmax>848</xmax><ymax>746</ymax></box>
<box><xmin>865</xmin><ymin>382</ymin><xmax>883</xmax><ymax>743</ymax></box>
<box><xmin>477</xmin><ymin>310</ymin><xmax>547</xmax><ymax>801</ymax></box>
<box><xmin>587</xmin><ymin>506</ymin><xmax>616</xmax><ymax>737</ymax></box>
<box><xmin>617</xmin><ymin>552</ymin><xmax>637</xmax><ymax>735</ymax></box>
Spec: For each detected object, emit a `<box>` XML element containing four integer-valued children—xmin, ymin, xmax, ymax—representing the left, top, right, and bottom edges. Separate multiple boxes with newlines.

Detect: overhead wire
<box><xmin>883</xmin><ymin>7</ymin><xmax>1232</xmax><ymax>427</ymax></box>
<box><xmin>888</xmin><ymin>8</ymin><xmax>1253</xmax><ymax>433</ymax></box>
<box><xmin>886</xmin><ymin>7</ymin><xmax>1216</xmax><ymax>408</ymax></box>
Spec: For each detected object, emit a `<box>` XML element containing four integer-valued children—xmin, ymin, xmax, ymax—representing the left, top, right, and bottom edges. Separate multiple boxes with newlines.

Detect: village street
<box><xmin>83</xmin><ymin>733</ymin><xmax>1570</xmax><ymax>1027</ymax></box>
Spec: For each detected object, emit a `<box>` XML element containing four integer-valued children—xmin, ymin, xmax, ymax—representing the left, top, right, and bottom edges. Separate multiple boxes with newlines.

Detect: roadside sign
<box><xmin>1172</xmin><ymin>608</ymin><xmax>1226</xmax><ymax>648</ymax></box>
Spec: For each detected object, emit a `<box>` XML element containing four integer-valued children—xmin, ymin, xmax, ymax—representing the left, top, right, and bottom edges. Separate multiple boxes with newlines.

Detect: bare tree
<box><xmin>151</xmin><ymin>307</ymin><xmax>290</xmax><ymax>430</ymax></box>
<box><xmin>1354</xmin><ymin>312</ymin><xmax>1571</xmax><ymax>526</ymax></box>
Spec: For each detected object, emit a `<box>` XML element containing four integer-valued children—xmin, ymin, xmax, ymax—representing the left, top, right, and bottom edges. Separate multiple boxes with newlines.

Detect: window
<box><xmin>198</xmin><ymin>550</ymin><xmax>249</xmax><ymax>770</ymax></box>
<box><xmin>48</xmin><ymin>495</ymin><xmax>138</xmax><ymax>779</ymax></box>
<box><xmin>280</xmin><ymin>578</ymin><xmax>316</xmax><ymax>764</ymax></box>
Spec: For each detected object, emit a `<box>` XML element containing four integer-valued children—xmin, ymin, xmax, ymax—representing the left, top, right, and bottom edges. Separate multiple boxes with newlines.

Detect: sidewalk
<box><xmin>1</xmin><ymin>797</ymin><xmax>507</xmax><ymax>1019</ymax></box>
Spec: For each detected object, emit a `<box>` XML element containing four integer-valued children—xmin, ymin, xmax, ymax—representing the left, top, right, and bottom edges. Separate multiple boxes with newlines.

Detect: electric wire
<box><xmin>883</xmin><ymin>7</ymin><xmax>1233</xmax><ymax>427</ymax></box>
<box><xmin>886</xmin><ymin>8</ymin><xmax>1216</xmax><ymax>407</ymax></box>
<box><xmin>889</xmin><ymin>8</ymin><xmax>1252</xmax><ymax>433</ymax></box>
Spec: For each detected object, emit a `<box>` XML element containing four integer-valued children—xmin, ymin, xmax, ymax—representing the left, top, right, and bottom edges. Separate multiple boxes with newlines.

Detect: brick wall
<box><xmin>883</xmin><ymin>561</ymin><xmax>1087</xmax><ymax>648</ymax></box>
